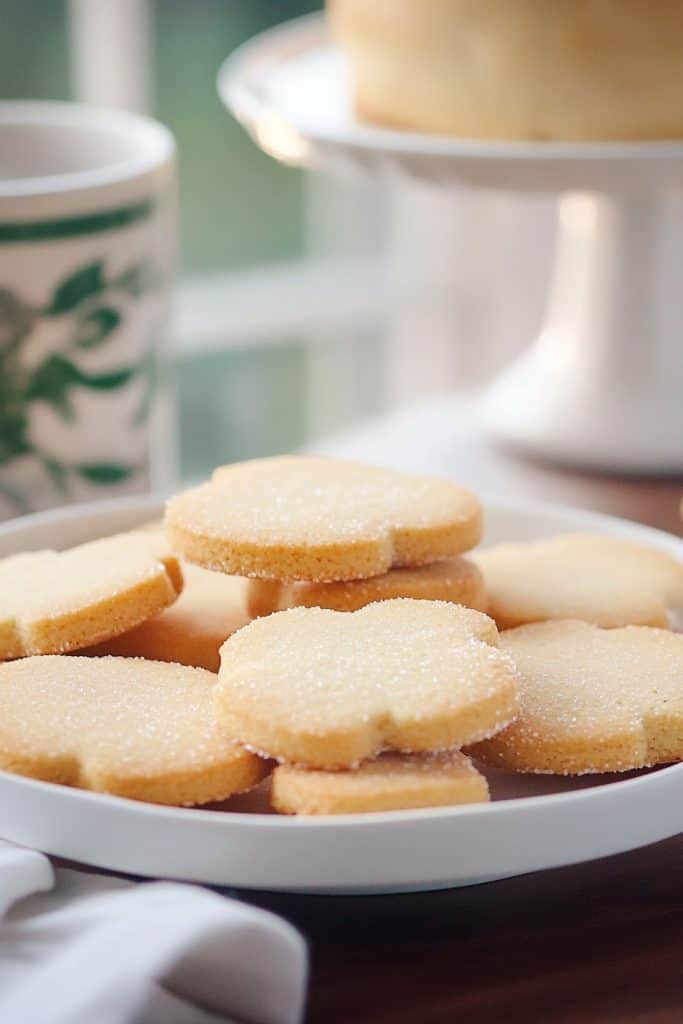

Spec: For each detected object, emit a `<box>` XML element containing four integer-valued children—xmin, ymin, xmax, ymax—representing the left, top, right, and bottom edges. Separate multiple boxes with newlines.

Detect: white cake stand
<box><xmin>219</xmin><ymin>14</ymin><xmax>683</xmax><ymax>473</ymax></box>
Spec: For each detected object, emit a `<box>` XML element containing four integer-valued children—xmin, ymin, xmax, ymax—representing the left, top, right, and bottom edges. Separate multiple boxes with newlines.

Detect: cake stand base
<box><xmin>483</xmin><ymin>192</ymin><xmax>683</xmax><ymax>473</ymax></box>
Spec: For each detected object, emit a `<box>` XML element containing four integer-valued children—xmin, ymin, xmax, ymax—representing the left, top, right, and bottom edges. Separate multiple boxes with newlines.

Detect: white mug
<box><xmin>0</xmin><ymin>101</ymin><xmax>175</xmax><ymax>518</ymax></box>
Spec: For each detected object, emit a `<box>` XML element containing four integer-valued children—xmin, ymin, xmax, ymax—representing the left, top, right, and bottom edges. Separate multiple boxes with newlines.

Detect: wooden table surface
<box><xmin>247</xmin><ymin>833</ymin><xmax>682</xmax><ymax>1023</ymax></box>
<box><xmin>296</xmin><ymin>398</ymin><xmax>683</xmax><ymax>1022</ymax></box>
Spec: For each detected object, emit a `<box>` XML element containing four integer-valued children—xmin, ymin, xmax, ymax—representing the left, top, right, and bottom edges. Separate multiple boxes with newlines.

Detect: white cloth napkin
<box><xmin>0</xmin><ymin>842</ymin><xmax>307</xmax><ymax>1024</ymax></box>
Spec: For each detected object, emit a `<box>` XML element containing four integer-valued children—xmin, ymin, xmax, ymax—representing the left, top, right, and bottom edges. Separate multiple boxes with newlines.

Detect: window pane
<box><xmin>177</xmin><ymin>341</ymin><xmax>309</xmax><ymax>478</ymax></box>
<box><xmin>153</xmin><ymin>0</ymin><xmax>323</xmax><ymax>274</ymax></box>
<box><xmin>0</xmin><ymin>0</ymin><xmax>69</xmax><ymax>100</ymax></box>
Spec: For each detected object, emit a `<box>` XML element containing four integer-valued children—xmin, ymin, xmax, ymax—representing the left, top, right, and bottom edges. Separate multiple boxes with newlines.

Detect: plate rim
<box><xmin>1</xmin><ymin>755</ymin><xmax>681</xmax><ymax>832</ymax></box>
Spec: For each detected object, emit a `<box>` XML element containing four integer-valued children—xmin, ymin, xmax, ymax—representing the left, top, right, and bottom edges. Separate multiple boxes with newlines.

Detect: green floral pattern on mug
<box><xmin>0</xmin><ymin>258</ymin><xmax>160</xmax><ymax>512</ymax></box>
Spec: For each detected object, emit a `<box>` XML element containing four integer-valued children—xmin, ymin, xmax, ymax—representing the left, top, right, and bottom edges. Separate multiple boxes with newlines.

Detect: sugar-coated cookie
<box><xmin>216</xmin><ymin>599</ymin><xmax>518</xmax><ymax>768</ymax></box>
<box><xmin>0</xmin><ymin>656</ymin><xmax>270</xmax><ymax>804</ymax></box>
<box><xmin>468</xmin><ymin>620</ymin><xmax>683</xmax><ymax>774</ymax></box>
<box><xmin>471</xmin><ymin>534</ymin><xmax>683</xmax><ymax>630</ymax></box>
<box><xmin>166</xmin><ymin>456</ymin><xmax>482</xmax><ymax>582</ymax></box>
<box><xmin>0</xmin><ymin>533</ymin><xmax>182</xmax><ymax>660</ymax></box>
<box><xmin>92</xmin><ymin>562</ymin><xmax>252</xmax><ymax>672</ymax></box>
<box><xmin>271</xmin><ymin>750</ymin><xmax>489</xmax><ymax>815</ymax></box>
<box><xmin>246</xmin><ymin>555</ymin><xmax>487</xmax><ymax>617</ymax></box>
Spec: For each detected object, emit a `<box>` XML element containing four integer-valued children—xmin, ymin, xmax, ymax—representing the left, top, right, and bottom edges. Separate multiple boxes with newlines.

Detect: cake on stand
<box><xmin>219</xmin><ymin>13</ymin><xmax>683</xmax><ymax>474</ymax></box>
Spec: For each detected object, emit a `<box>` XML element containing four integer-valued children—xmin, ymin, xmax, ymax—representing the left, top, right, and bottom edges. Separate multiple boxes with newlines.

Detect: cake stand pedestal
<box><xmin>219</xmin><ymin>13</ymin><xmax>683</xmax><ymax>473</ymax></box>
<box><xmin>485</xmin><ymin>191</ymin><xmax>683</xmax><ymax>472</ymax></box>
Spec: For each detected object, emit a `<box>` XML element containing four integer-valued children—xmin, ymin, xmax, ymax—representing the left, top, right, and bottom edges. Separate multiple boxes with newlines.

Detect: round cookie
<box><xmin>0</xmin><ymin>656</ymin><xmax>270</xmax><ymax>805</ymax></box>
<box><xmin>216</xmin><ymin>598</ymin><xmax>519</xmax><ymax>769</ymax></box>
<box><xmin>468</xmin><ymin>620</ymin><xmax>683</xmax><ymax>775</ymax></box>
<box><xmin>271</xmin><ymin>751</ymin><xmax>489</xmax><ymax>815</ymax></box>
<box><xmin>92</xmin><ymin>562</ymin><xmax>252</xmax><ymax>672</ymax></box>
<box><xmin>0</xmin><ymin>533</ymin><xmax>183</xmax><ymax>660</ymax></box>
<box><xmin>247</xmin><ymin>555</ymin><xmax>486</xmax><ymax>617</ymax></box>
<box><xmin>166</xmin><ymin>456</ymin><xmax>482</xmax><ymax>582</ymax></box>
<box><xmin>470</xmin><ymin>534</ymin><xmax>683</xmax><ymax>630</ymax></box>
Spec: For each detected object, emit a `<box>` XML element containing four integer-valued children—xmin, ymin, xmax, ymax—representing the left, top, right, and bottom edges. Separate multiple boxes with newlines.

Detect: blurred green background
<box><xmin>156</xmin><ymin>0</ymin><xmax>321</xmax><ymax>274</ymax></box>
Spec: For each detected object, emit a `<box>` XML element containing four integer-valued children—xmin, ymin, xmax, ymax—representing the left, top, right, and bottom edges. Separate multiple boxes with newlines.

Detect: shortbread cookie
<box><xmin>166</xmin><ymin>456</ymin><xmax>482</xmax><ymax>582</ymax></box>
<box><xmin>216</xmin><ymin>599</ymin><xmax>518</xmax><ymax>768</ymax></box>
<box><xmin>471</xmin><ymin>534</ymin><xmax>683</xmax><ymax>630</ymax></box>
<box><xmin>92</xmin><ymin>562</ymin><xmax>252</xmax><ymax>672</ymax></box>
<box><xmin>469</xmin><ymin>620</ymin><xmax>683</xmax><ymax>774</ymax></box>
<box><xmin>0</xmin><ymin>656</ymin><xmax>270</xmax><ymax>804</ymax></box>
<box><xmin>246</xmin><ymin>555</ymin><xmax>487</xmax><ymax>617</ymax></box>
<box><xmin>271</xmin><ymin>750</ymin><xmax>489</xmax><ymax>815</ymax></box>
<box><xmin>0</xmin><ymin>533</ymin><xmax>182</xmax><ymax>660</ymax></box>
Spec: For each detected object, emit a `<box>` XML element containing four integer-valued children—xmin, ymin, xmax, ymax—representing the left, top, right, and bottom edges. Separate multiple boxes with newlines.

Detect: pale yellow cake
<box><xmin>329</xmin><ymin>0</ymin><xmax>683</xmax><ymax>140</ymax></box>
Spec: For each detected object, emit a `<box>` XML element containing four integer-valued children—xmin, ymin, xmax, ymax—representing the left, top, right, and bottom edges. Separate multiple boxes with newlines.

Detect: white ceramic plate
<box><xmin>218</xmin><ymin>13</ymin><xmax>683</xmax><ymax>194</ymax></box>
<box><xmin>0</xmin><ymin>494</ymin><xmax>681</xmax><ymax>893</ymax></box>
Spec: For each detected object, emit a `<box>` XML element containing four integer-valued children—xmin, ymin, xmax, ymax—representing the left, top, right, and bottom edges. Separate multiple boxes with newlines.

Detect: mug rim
<box><xmin>0</xmin><ymin>101</ymin><xmax>175</xmax><ymax>200</ymax></box>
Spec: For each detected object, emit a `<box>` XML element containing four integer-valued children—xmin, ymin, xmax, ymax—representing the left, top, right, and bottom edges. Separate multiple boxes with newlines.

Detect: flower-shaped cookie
<box><xmin>0</xmin><ymin>532</ymin><xmax>182</xmax><ymax>659</ymax></box>
<box><xmin>469</xmin><ymin>620</ymin><xmax>683</xmax><ymax>774</ymax></box>
<box><xmin>166</xmin><ymin>456</ymin><xmax>482</xmax><ymax>582</ymax></box>
<box><xmin>216</xmin><ymin>599</ymin><xmax>519</xmax><ymax>768</ymax></box>
<box><xmin>471</xmin><ymin>534</ymin><xmax>683</xmax><ymax>629</ymax></box>
<box><xmin>0</xmin><ymin>656</ymin><xmax>269</xmax><ymax>804</ymax></box>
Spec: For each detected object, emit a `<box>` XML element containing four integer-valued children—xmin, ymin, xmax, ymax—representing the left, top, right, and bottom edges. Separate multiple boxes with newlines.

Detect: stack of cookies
<box><xmin>0</xmin><ymin>455</ymin><xmax>681</xmax><ymax>815</ymax></box>
<box><xmin>164</xmin><ymin>456</ymin><xmax>517</xmax><ymax>814</ymax></box>
<box><xmin>216</xmin><ymin>598</ymin><xmax>517</xmax><ymax>814</ymax></box>
<box><xmin>468</xmin><ymin>534</ymin><xmax>683</xmax><ymax>775</ymax></box>
<box><xmin>165</xmin><ymin>456</ymin><xmax>488</xmax><ymax>620</ymax></box>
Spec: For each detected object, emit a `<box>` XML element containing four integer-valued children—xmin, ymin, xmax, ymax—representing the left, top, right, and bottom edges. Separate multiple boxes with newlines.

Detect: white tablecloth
<box><xmin>0</xmin><ymin>842</ymin><xmax>307</xmax><ymax>1024</ymax></box>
